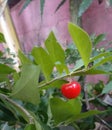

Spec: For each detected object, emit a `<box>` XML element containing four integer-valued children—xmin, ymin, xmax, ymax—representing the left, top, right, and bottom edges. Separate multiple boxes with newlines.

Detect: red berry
<box><xmin>61</xmin><ymin>81</ymin><xmax>81</xmax><ymax>99</ymax></box>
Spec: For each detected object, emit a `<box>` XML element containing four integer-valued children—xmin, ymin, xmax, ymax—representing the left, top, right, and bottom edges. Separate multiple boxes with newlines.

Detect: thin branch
<box><xmin>95</xmin><ymin>115</ymin><xmax>112</xmax><ymax>130</ymax></box>
<box><xmin>82</xmin><ymin>86</ymin><xmax>112</xmax><ymax>129</ymax></box>
<box><xmin>82</xmin><ymin>94</ymin><xmax>104</xmax><ymax>102</ymax></box>
<box><xmin>83</xmin><ymin>84</ymin><xmax>90</xmax><ymax>110</ymax></box>
<box><xmin>38</xmin><ymin>68</ymin><xmax>87</xmax><ymax>89</ymax></box>
<box><xmin>0</xmin><ymin>93</ymin><xmax>34</xmax><ymax>124</ymax></box>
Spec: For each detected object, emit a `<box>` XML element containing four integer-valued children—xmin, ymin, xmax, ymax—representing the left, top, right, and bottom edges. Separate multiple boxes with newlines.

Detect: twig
<box><xmin>82</xmin><ymin>85</ymin><xmax>112</xmax><ymax>130</ymax></box>
<box><xmin>0</xmin><ymin>93</ymin><xmax>34</xmax><ymax>124</ymax></box>
<box><xmin>95</xmin><ymin>115</ymin><xmax>112</xmax><ymax>130</ymax></box>
<box><xmin>83</xmin><ymin>84</ymin><xmax>90</xmax><ymax>110</ymax></box>
<box><xmin>82</xmin><ymin>94</ymin><xmax>104</xmax><ymax>102</ymax></box>
<box><xmin>38</xmin><ymin>68</ymin><xmax>87</xmax><ymax>89</ymax></box>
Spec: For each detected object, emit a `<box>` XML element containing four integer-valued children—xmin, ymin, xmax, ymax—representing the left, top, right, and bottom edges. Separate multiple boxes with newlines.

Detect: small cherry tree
<box><xmin>0</xmin><ymin>23</ymin><xmax>112</xmax><ymax>130</ymax></box>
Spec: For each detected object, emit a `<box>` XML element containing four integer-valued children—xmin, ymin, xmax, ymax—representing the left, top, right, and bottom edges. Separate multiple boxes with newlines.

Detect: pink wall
<box><xmin>10</xmin><ymin>0</ymin><xmax>111</xmax><ymax>83</ymax></box>
<box><xmin>82</xmin><ymin>0</ymin><xmax>112</xmax><ymax>48</ymax></box>
<box><xmin>82</xmin><ymin>0</ymin><xmax>110</xmax><ymax>83</ymax></box>
<box><xmin>11</xmin><ymin>0</ymin><xmax>71</xmax><ymax>52</ymax></box>
<box><xmin>10</xmin><ymin>0</ymin><xmax>112</xmax><ymax>51</ymax></box>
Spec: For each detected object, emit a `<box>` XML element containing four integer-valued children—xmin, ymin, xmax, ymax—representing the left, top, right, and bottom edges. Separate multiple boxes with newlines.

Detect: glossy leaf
<box><xmin>102</xmin><ymin>81</ymin><xmax>112</xmax><ymax>94</ymax></box>
<box><xmin>31</xmin><ymin>47</ymin><xmax>54</xmax><ymax>81</ymax></box>
<box><xmin>78</xmin><ymin>0</ymin><xmax>93</xmax><ymax>17</ymax></box>
<box><xmin>0</xmin><ymin>33</ymin><xmax>6</xmax><ymax>43</ymax></box>
<box><xmin>0</xmin><ymin>64</ymin><xmax>15</xmax><ymax>74</ymax></box>
<box><xmin>11</xmin><ymin>64</ymin><xmax>40</xmax><ymax>105</ymax></box>
<box><xmin>68</xmin><ymin>23</ymin><xmax>92</xmax><ymax>67</ymax></box>
<box><xmin>45</xmin><ymin>32</ymin><xmax>65</xmax><ymax>63</ymax></box>
<box><xmin>50</xmin><ymin>97</ymin><xmax>82</xmax><ymax>125</ymax></box>
<box><xmin>45</xmin><ymin>32</ymin><xmax>68</xmax><ymax>73</ymax></box>
<box><xmin>18</xmin><ymin>50</ymin><xmax>32</xmax><ymax>65</ymax></box>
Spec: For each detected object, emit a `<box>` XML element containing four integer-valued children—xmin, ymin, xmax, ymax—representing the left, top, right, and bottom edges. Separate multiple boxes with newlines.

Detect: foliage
<box><xmin>0</xmin><ymin>23</ymin><xmax>112</xmax><ymax>130</ymax></box>
<box><xmin>19</xmin><ymin>0</ymin><xmax>112</xmax><ymax>19</ymax></box>
<box><xmin>19</xmin><ymin>0</ymin><xmax>93</xmax><ymax>17</ymax></box>
<box><xmin>78</xmin><ymin>0</ymin><xmax>93</xmax><ymax>17</ymax></box>
<box><xmin>0</xmin><ymin>32</ymin><xmax>6</xmax><ymax>43</ymax></box>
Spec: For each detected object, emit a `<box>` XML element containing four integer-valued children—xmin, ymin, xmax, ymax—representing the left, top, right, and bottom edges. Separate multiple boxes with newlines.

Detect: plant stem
<box><xmin>82</xmin><ymin>94</ymin><xmax>104</xmax><ymax>102</ymax></box>
<box><xmin>38</xmin><ymin>68</ymin><xmax>87</xmax><ymax>89</ymax></box>
<box><xmin>82</xmin><ymin>87</ymin><xmax>112</xmax><ymax>129</ymax></box>
<box><xmin>0</xmin><ymin>93</ymin><xmax>34</xmax><ymax>124</ymax></box>
<box><xmin>83</xmin><ymin>84</ymin><xmax>90</xmax><ymax>110</ymax></box>
<box><xmin>95</xmin><ymin>115</ymin><xmax>112</xmax><ymax>129</ymax></box>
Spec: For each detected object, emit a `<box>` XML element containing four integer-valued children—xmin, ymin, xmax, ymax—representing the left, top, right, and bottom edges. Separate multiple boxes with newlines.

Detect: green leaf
<box><xmin>0</xmin><ymin>64</ymin><xmax>15</xmax><ymax>74</ymax></box>
<box><xmin>78</xmin><ymin>0</ymin><xmax>93</xmax><ymax>17</ymax></box>
<box><xmin>68</xmin><ymin>23</ymin><xmax>92</xmax><ymax>67</ymax></box>
<box><xmin>72</xmin><ymin>68</ymin><xmax>108</xmax><ymax>76</ymax></box>
<box><xmin>50</xmin><ymin>97</ymin><xmax>82</xmax><ymax>125</ymax></box>
<box><xmin>31</xmin><ymin>47</ymin><xmax>54</xmax><ymax>81</ymax></box>
<box><xmin>102</xmin><ymin>81</ymin><xmax>112</xmax><ymax>94</ymax></box>
<box><xmin>0</xmin><ymin>32</ymin><xmax>6</xmax><ymax>43</ymax></box>
<box><xmin>68</xmin><ymin>110</ymin><xmax>103</xmax><ymax>123</ymax></box>
<box><xmin>45</xmin><ymin>32</ymin><xmax>68</xmax><ymax>73</ymax></box>
<box><xmin>92</xmin><ymin>56</ymin><xmax>112</xmax><ymax>69</ymax></box>
<box><xmin>11</xmin><ymin>64</ymin><xmax>40</xmax><ymax>105</ymax></box>
<box><xmin>55</xmin><ymin>62</ymin><xmax>69</xmax><ymax>74</ymax></box>
<box><xmin>19</xmin><ymin>0</ymin><xmax>32</xmax><ymax>14</ymax></box>
<box><xmin>0</xmin><ymin>94</ymin><xmax>42</xmax><ymax>128</ymax></box>
<box><xmin>0</xmin><ymin>51</ymin><xmax>3</xmax><ymax>57</ymax></box>
<box><xmin>83</xmin><ymin>69</ymin><xmax>108</xmax><ymax>75</ymax></box>
<box><xmin>18</xmin><ymin>50</ymin><xmax>32</xmax><ymax>65</ymax></box>
<box><xmin>90</xmin><ymin>52</ymin><xmax>112</xmax><ymax>62</ymax></box>
<box><xmin>0</xmin><ymin>74</ymin><xmax>7</xmax><ymax>82</ymax></box>
<box><xmin>0</xmin><ymin>100</ymin><xmax>17</xmax><ymax>121</ymax></box>
<box><xmin>93</xmin><ymin>34</ymin><xmax>106</xmax><ymax>46</ymax></box>
<box><xmin>45</xmin><ymin>32</ymin><xmax>65</xmax><ymax>64</ymax></box>
<box><xmin>73</xmin><ymin>59</ymin><xmax>84</xmax><ymax>71</ymax></box>
<box><xmin>40</xmin><ymin>0</ymin><xmax>45</xmax><ymax>16</ymax></box>
<box><xmin>34</xmin><ymin>119</ymin><xmax>42</xmax><ymax>130</ymax></box>
<box><xmin>24</xmin><ymin>124</ymin><xmax>36</xmax><ymax>130</ymax></box>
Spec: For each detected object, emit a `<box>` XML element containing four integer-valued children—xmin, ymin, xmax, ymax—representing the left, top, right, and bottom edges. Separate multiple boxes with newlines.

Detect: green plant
<box><xmin>0</xmin><ymin>23</ymin><xmax>112</xmax><ymax>130</ymax></box>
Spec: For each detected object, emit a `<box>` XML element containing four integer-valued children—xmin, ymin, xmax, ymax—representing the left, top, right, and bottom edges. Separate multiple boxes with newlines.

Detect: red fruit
<box><xmin>61</xmin><ymin>81</ymin><xmax>81</xmax><ymax>99</ymax></box>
